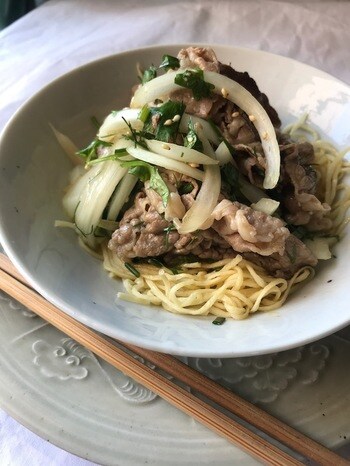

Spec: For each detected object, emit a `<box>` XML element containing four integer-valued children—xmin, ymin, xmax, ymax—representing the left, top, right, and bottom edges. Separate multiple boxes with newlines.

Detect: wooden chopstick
<box><xmin>121</xmin><ymin>342</ymin><xmax>348</xmax><ymax>466</ymax></box>
<box><xmin>0</xmin><ymin>253</ymin><xmax>347</xmax><ymax>465</ymax></box>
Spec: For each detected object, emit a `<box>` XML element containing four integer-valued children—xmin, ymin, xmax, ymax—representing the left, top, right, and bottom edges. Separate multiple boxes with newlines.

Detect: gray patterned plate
<box><xmin>0</xmin><ymin>290</ymin><xmax>350</xmax><ymax>464</ymax></box>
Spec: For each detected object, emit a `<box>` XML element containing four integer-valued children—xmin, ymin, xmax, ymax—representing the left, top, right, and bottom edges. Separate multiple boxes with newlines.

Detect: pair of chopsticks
<box><xmin>0</xmin><ymin>253</ymin><xmax>347</xmax><ymax>466</ymax></box>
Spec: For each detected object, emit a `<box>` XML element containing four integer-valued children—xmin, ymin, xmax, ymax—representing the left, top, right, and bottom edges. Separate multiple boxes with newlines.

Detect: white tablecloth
<box><xmin>1</xmin><ymin>0</ymin><xmax>350</xmax><ymax>464</ymax></box>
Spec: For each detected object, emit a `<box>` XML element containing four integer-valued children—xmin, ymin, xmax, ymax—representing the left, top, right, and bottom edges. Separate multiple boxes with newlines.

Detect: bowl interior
<box><xmin>0</xmin><ymin>45</ymin><xmax>349</xmax><ymax>357</ymax></box>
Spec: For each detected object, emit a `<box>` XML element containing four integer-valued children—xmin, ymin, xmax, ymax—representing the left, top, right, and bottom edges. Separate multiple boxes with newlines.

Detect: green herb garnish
<box><xmin>178</xmin><ymin>181</ymin><xmax>194</xmax><ymax>195</ymax></box>
<box><xmin>212</xmin><ymin>317</ymin><xmax>226</xmax><ymax>325</ymax></box>
<box><xmin>86</xmin><ymin>148</ymin><xmax>129</xmax><ymax>166</ymax></box>
<box><xmin>124</xmin><ymin>262</ymin><xmax>141</xmax><ymax>278</ymax></box>
<box><xmin>147</xmin><ymin>258</ymin><xmax>165</xmax><ymax>268</ymax></box>
<box><xmin>207</xmin><ymin>118</ymin><xmax>223</xmax><ymax>139</ymax></box>
<box><xmin>139</xmin><ymin>105</ymin><xmax>151</xmax><ymax>123</ymax></box>
<box><xmin>142</xmin><ymin>65</ymin><xmax>157</xmax><ymax>84</ymax></box>
<box><xmin>174</xmin><ymin>69</ymin><xmax>215</xmax><ymax>100</ymax></box>
<box><xmin>122</xmin><ymin>117</ymin><xmax>149</xmax><ymax>148</ymax></box>
<box><xmin>184</xmin><ymin>118</ymin><xmax>203</xmax><ymax>152</ymax></box>
<box><xmin>220</xmin><ymin>163</ymin><xmax>242</xmax><ymax>202</ymax></box>
<box><xmin>163</xmin><ymin>223</ymin><xmax>177</xmax><ymax>248</ymax></box>
<box><xmin>90</xmin><ymin>115</ymin><xmax>101</xmax><ymax>130</ymax></box>
<box><xmin>159</xmin><ymin>54</ymin><xmax>180</xmax><ymax>71</ymax></box>
<box><xmin>142</xmin><ymin>101</ymin><xmax>185</xmax><ymax>143</ymax></box>
<box><xmin>77</xmin><ymin>138</ymin><xmax>113</xmax><ymax>164</ymax></box>
<box><xmin>140</xmin><ymin>55</ymin><xmax>179</xmax><ymax>85</ymax></box>
<box><xmin>222</xmin><ymin>138</ymin><xmax>236</xmax><ymax>156</ymax></box>
<box><xmin>117</xmin><ymin>158</ymin><xmax>170</xmax><ymax>207</ymax></box>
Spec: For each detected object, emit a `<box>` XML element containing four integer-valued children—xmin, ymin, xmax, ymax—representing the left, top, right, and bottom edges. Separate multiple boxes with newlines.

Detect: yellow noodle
<box><xmin>104</xmin><ymin>251</ymin><xmax>314</xmax><ymax>319</ymax></box>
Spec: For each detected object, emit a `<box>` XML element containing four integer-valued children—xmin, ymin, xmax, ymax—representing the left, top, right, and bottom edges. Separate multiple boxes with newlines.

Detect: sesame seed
<box><xmin>172</xmin><ymin>114</ymin><xmax>181</xmax><ymax>122</ymax></box>
<box><xmin>262</xmin><ymin>131</ymin><xmax>268</xmax><ymax>140</ymax></box>
<box><xmin>188</xmin><ymin>163</ymin><xmax>199</xmax><ymax>168</ymax></box>
<box><xmin>164</xmin><ymin>119</ymin><xmax>173</xmax><ymax>126</ymax></box>
<box><xmin>249</xmin><ymin>115</ymin><xmax>256</xmax><ymax>122</ymax></box>
<box><xmin>162</xmin><ymin>144</ymin><xmax>171</xmax><ymax>150</ymax></box>
<box><xmin>221</xmin><ymin>88</ymin><xmax>229</xmax><ymax>98</ymax></box>
<box><xmin>231</xmin><ymin>111</ymin><xmax>239</xmax><ymax>118</ymax></box>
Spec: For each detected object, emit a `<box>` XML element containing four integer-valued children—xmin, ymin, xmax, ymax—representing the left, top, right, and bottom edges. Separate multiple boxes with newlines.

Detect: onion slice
<box><xmin>146</xmin><ymin>139</ymin><xmax>218</xmax><ymax>165</ymax></box>
<box><xmin>107</xmin><ymin>173</ymin><xmax>138</xmax><ymax>221</ymax></box>
<box><xmin>98</xmin><ymin>108</ymin><xmax>143</xmax><ymax>143</ymax></box>
<box><xmin>73</xmin><ymin>161</ymin><xmax>127</xmax><ymax>247</ymax></box>
<box><xmin>131</xmin><ymin>74</ymin><xmax>181</xmax><ymax>108</ymax></box>
<box><xmin>179</xmin><ymin>114</ymin><xmax>220</xmax><ymax>145</ymax></box>
<box><xmin>131</xmin><ymin>69</ymin><xmax>280</xmax><ymax>189</ymax></box>
<box><xmin>203</xmin><ymin>71</ymin><xmax>280</xmax><ymax>189</ymax></box>
<box><xmin>304</xmin><ymin>237</ymin><xmax>336</xmax><ymax>260</ymax></box>
<box><xmin>50</xmin><ymin>124</ymin><xmax>82</xmax><ymax>166</ymax></box>
<box><xmin>239</xmin><ymin>177</ymin><xmax>267</xmax><ymax>204</ymax></box>
<box><xmin>215</xmin><ymin>141</ymin><xmax>233</xmax><ymax>166</ymax></box>
<box><xmin>126</xmin><ymin>145</ymin><xmax>205</xmax><ymax>181</ymax></box>
<box><xmin>176</xmin><ymin>164</ymin><xmax>221</xmax><ymax>234</ymax></box>
<box><xmin>175</xmin><ymin>124</ymin><xmax>221</xmax><ymax>234</ymax></box>
<box><xmin>251</xmin><ymin>198</ymin><xmax>280</xmax><ymax>215</ymax></box>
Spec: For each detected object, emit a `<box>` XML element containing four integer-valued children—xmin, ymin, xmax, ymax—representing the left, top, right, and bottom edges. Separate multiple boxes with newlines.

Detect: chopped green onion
<box><xmin>90</xmin><ymin>115</ymin><xmax>101</xmax><ymax>130</ymax></box>
<box><xmin>147</xmin><ymin>258</ymin><xmax>165</xmax><ymax>268</ymax></box>
<box><xmin>174</xmin><ymin>69</ymin><xmax>215</xmax><ymax>100</ymax></box>
<box><xmin>122</xmin><ymin>117</ymin><xmax>149</xmax><ymax>148</ymax></box>
<box><xmin>116</xmin><ymin>157</ymin><xmax>170</xmax><ymax>207</ymax></box>
<box><xmin>163</xmin><ymin>223</ymin><xmax>177</xmax><ymax>248</ymax></box>
<box><xmin>159</xmin><ymin>54</ymin><xmax>180</xmax><ymax>71</ymax></box>
<box><xmin>124</xmin><ymin>262</ymin><xmax>141</xmax><ymax>278</ymax></box>
<box><xmin>220</xmin><ymin>163</ymin><xmax>248</xmax><ymax>203</ymax></box>
<box><xmin>142</xmin><ymin>100</ymin><xmax>185</xmax><ymax>143</ymax></box>
<box><xmin>86</xmin><ymin>148</ymin><xmax>129</xmax><ymax>166</ymax></box>
<box><xmin>184</xmin><ymin>118</ymin><xmax>203</xmax><ymax>152</ymax></box>
<box><xmin>139</xmin><ymin>105</ymin><xmax>151</xmax><ymax>123</ymax></box>
<box><xmin>77</xmin><ymin>138</ymin><xmax>113</xmax><ymax>164</ymax></box>
<box><xmin>212</xmin><ymin>317</ymin><xmax>226</xmax><ymax>325</ymax></box>
<box><xmin>178</xmin><ymin>181</ymin><xmax>194</xmax><ymax>195</ymax></box>
<box><xmin>142</xmin><ymin>65</ymin><xmax>157</xmax><ymax>84</ymax></box>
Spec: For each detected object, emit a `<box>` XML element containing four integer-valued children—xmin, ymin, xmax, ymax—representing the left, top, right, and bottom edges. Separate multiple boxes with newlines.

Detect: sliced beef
<box><xmin>109</xmin><ymin>189</ymin><xmax>233</xmax><ymax>262</ymax></box>
<box><xmin>176</xmin><ymin>47</ymin><xmax>281</xmax><ymax>126</ymax></box>
<box><xmin>278</xmin><ymin>142</ymin><xmax>332</xmax><ymax>231</ymax></box>
<box><xmin>143</xmin><ymin>169</ymin><xmax>199</xmax><ymax>216</ymax></box>
<box><xmin>178</xmin><ymin>46</ymin><xmax>220</xmax><ymax>72</ymax></box>
<box><xmin>229</xmin><ymin>141</ymin><xmax>332</xmax><ymax>231</ymax></box>
<box><xmin>170</xmin><ymin>88</ymin><xmax>217</xmax><ymax>119</ymax></box>
<box><xmin>165</xmin><ymin>228</ymin><xmax>234</xmax><ymax>262</ymax></box>
<box><xmin>109</xmin><ymin>191</ymin><xmax>178</xmax><ymax>259</ymax></box>
<box><xmin>243</xmin><ymin>235</ymin><xmax>318</xmax><ymax>279</ymax></box>
<box><xmin>109</xmin><ymin>188</ymin><xmax>317</xmax><ymax>278</ymax></box>
<box><xmin>218</xmin><ymin>63</ymin><xmax>281</xmax><ymax>128</ymax></box>
<box><xmin>231</xmin><ymin>142</ymin><xmax>266</xmax><ymax>187</ymax></box>
<box><xmin>172</xmin><ymin>47</ymin><xmax>281</xmax><ymax>146</ymax></box>
<box><xmin>171</xmin><ymin>47</ymin><xmax>221</xmax><ymax>118</ymax></box>
<box><xmin>210</xmin><ymin>98</ymin><xmax>260</xmax><ymax>145</ymax></box>
<box><xmin>111</xmin><ymin>47</ymin><xmax>320</xmax><ymax>278</ymax></box>
<box><xmin>211</xmin><ymin>199</ymin><xmax>290</xmax><ymax>256</ymax></box>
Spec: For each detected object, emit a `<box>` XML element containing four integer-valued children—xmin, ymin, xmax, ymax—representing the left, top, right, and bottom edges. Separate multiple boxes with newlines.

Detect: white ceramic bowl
<box><xmin>0</xmin><ymin>45</ymin><xmax>349</xmax><ymax>357</ymax></box>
